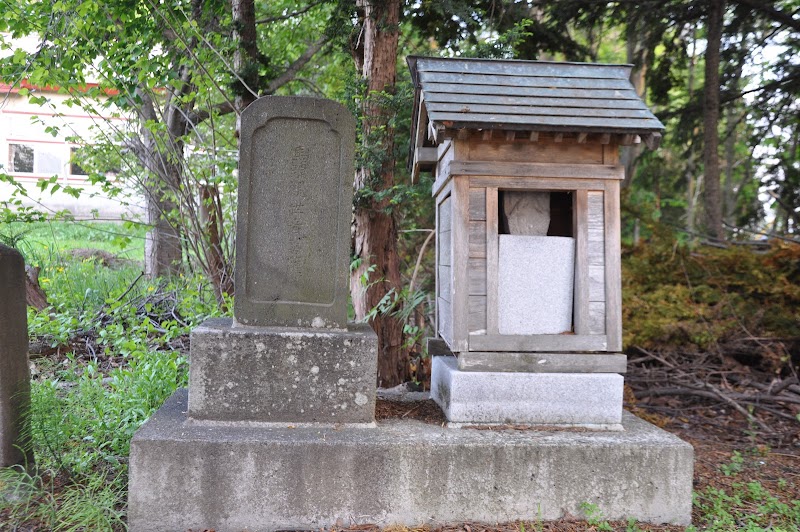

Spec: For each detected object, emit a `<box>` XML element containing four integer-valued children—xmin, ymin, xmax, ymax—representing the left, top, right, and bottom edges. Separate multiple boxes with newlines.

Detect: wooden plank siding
<box><xmin>436</xmin><ymin>194</ymin><xmax>452</xmax><ymax>344</ymax></box>
<box><xmin>469</xmin><ymin>188</ymin><xmax>486</xmax><ymax>220</ymax></box>
<box><xmin>468</xmin><ymin>221</ymin><xmax>486</xmax><ymax>258</ymax></box>
<box><xmin>454</xmin><ymin>161</ymin><xmax>624</xmax><ymax>180</ymax></box>
<box><xmin>419</xmin><ymin>72</ymin><xmax>634</xmax><ymax>90</ymax></box>
<box><xmin>447</xmin><ymin>170</ymin><xmax>614</xmax><ymax>347</ymax></box>
<box><xmin>429</xmin><ymin>102</ymin><xmax>657</xmax><ymax>120</ymax></box>
<box><xmin>412</xmin><ymin>57</ymin><xmax>633</xmax><ymax>79</ymax></box>
<box><xmin>450</xmin><ymin>177</ymin><xmax>471</xmax><ymax>352</ymax></box>
<box><xmin>427</xmin><ymin>113</ymin><xmax>662</xmax><ymax>132</ymax></box>
<box><xmin>572</xmin><ymin>190</ymin><xmax>589</xmax><ymax>335</ymax></box>
<box><xmin>467</xmin><ymin>258</ymin><xmax>486</xmax><ymax>295</ymax></box>
<box><xmin>467</xmin><ymin>185</ymin><xmax>488</xmax><ymax>334</ymax></box>
<box><xmin>424</xmin><ymin>92</ymin><xmax>651</xmax><ymax>110</ymax></box>
<box><xmin>604</xmin><ymin>180</ymin><xmax>623</xmax><ymax>351</ymax></box>
<box><xmin>485</xmin><ymin>187</ymin><xmax>499</xmax><ymax>335</ymax></box>
<box><xmin>587</xmin><ymin>191</ymin><xmax>606</xmax><ymax>335</ymax></box>
<box><xmin>437</xmin><ymin>296</ymin><xmax>453</xmax><ymax>345</ymax></box>
<box><xmin>418</xmin><ymin>83</ymin><xmax>647</xmax><ymax>101</ymax></box>
<box><xmin>468</xmin><ymin>138</ymin><xmax>604</xmax><ymax>165</ymax></box>
<box><xmin>468</xmin><ymin>295</ymin><xmax>487</xmax><ymax>334</ymax></box>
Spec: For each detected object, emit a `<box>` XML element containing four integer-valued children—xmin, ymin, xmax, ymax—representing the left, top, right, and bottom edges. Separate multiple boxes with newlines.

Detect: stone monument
<box><xmin>186</xmin><ymin>97</ymin><xmax>376</xmax><ymax>424</ymax></box>
<box><xmin>0</xmin><ymin>244</ymin><xmax>33</xmax><ymax>469</ymax></box>
<box><xmin>129</xmin><ymin>95</ymin><xmax>693</xmax><ymax>531</ymax></box>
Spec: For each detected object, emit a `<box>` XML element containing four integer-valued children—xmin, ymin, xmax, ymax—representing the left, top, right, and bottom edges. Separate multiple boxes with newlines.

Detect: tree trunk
<box><xmin>142</xmin><ymin>136</ymin><xmax>183</xmax><ymax>278</ymax></box>
<box><xmin>210</xmin><ymin>0</ymin><xmax>260</xmax><ymax>302</ymax></box>
<box><xmin>723</xmin><ymin>27</ymin><xmax>747</xmax><ymax>227</ymax></box>
<box><xmin>200</xmin><ymin>184</ymin><xmax>232</xmax><ymax>306</ymax></box>
<box><xmin>686</xmin><ymin>28</ymin><xmax>699</xmax><ymax>233</ymax></box>
<box><xmin>136</xmin><ymin>57</ymin><xmax>188</xmax><ymax>279</ymax></box>
<box><xmin>703</xmin><ymin>0</ymin><xmax>725</xmax><ymax>241</ymax></box>
<box><xmin>350</xmin><ymin>0</ymin><xmax>408</xmax><ymax>387</ymax></box>
<box><xmin>621</xmin><ymin>15</ymin><xmax>649</xmax><ymax>188</ymax></box>
<box><xmin>723</xmin><ymin>106</ymin><xmax>738</xmax><ymax>226</ymax></box>
<box><xmin>232</xmin><ymin>0</ymin><xmax>259</xmax><ymax>131</ymax></box>
<box><xmin>25</xmin><ymin>265</ymin><xmax>48</xmax><ymax>310</ymax></box>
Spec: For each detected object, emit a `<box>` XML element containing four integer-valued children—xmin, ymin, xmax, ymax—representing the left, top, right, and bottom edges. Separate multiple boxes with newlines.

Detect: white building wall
<box><xmin>0</xmin><ymin>87</ymin><xmax>145</xmax><ymax>220</ymax></box>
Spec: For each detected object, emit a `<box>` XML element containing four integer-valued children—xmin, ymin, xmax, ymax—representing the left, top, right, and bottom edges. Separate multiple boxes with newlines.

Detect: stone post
<box><xmin>0</xmin><ymin>244</ymin><xmax>33</xmax><ymax>468</ymax></box>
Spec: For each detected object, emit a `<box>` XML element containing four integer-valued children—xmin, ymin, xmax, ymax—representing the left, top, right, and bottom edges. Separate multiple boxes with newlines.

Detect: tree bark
<box><xmin>722</xmin><ymin>26</ymin><xmax>748</xmax><ymax>227</ymax></box>
<box><xmin>232</xmin><ymin>0</ymin><xmax>259</xmax><ymax>131</ymax></box>
<box><xmin>703</xmin><ymin>0</ymin><xmax>725</xmax><ymax>241</ymax></box>
<box><xmin>205</xmin><ymin>0</ymin><xmax>260</xmax><ymax>302</ymax></box>
<box><xmin>138</xmin><ymin>88</ymin><xmax>184</xmax><ymax>278</ymax></box>
<box><xmin>350</xmin><ymin>0</ymin><xmax>408</xmax><ymax>387</ymax></box>
<box><xmin>25</xmin><ymin>265</ymin><xmax>48</xmax><ymax>310</ymax></box>
<box><xmin>686</xmin><ymin>28</ymin><xmax>699</xmax><ymax>233</ymax></box>
<box><xmin>621</xmin><ymin>13</ymin><xmax>649</xmax><ymax>188</ymax></box>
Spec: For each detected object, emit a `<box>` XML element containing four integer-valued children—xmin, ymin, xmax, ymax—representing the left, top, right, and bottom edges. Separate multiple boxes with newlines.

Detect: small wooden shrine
<box><xmin>408</xmin><ymin>56</ymin><xmax>664</xmax><ymax>373</ymax></box>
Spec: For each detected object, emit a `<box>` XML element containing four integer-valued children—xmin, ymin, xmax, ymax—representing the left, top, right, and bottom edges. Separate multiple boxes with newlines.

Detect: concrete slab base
<box><xmin>431</xmin><ymin>356</ymin><xmax>623</xmax><ymax>427</ymax></box>
<box><xmin>129</xmin><ymin>389</ymin><xmax>693</xmax><ymax>531</ymax></box>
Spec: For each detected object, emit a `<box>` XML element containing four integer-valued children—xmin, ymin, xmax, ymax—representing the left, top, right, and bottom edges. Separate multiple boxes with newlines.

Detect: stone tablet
<box><xmin>498</xmin><ymin>235</ymin><xmax>575</xmax><ymax>335</ymax></box>
<box><xmin>234</xmin><ymin>96</ymin><xmax>355</xmax><ymax>328</ymax></box>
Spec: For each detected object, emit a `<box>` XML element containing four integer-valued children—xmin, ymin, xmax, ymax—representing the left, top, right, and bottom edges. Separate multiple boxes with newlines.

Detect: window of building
<box><xmin>9</xmin><ymin>144</ymin><xmax>34</xmax><ymax>173</ymax></box>
<box><xmin>37</xmin><ymin>148</ymin><xmax>61</xmax><ymax>174</ymax></box>
<box><xmin>70</xmin><ymin>147</ymin><xmax>88</xmax><ymax>175</ymax></box>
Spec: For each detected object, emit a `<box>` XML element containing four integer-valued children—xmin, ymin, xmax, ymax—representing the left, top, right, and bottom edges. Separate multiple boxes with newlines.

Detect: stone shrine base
<box><xmin>431</xmin><ymin>356</ymin><xmax>624</xmax><ymax>428</ymax></box>
<box><xmin>129</xmin><ymin>389</ymin><xmax>693</xmax><ymax>531</ymax></box>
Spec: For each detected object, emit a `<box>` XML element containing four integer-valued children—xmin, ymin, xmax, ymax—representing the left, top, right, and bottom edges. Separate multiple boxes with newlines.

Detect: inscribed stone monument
<box><xmin>234</xmin><ymin>96</ymin><xmax>354</xmax><ymax>329</ymax></box>
<box><xmin>186</xmin><ymin>95</ymin><xmax>377</xmax><ymax>424</ymax></box>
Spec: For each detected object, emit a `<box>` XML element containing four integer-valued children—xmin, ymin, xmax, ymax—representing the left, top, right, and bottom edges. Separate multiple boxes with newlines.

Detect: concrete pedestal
<box><xmin>431</xmin><ymin>356</ymin><xmax>623</xmax><ymax>427</ymax></box>
<box><xmin>129</xmin><ymin>389</ymin><xmax>693</xmax><ymax>531</ymax></box>
<box><xmin>189</xmin><ymin>318</ymin><xmax>378</xmax><ymax>423</ymax></box>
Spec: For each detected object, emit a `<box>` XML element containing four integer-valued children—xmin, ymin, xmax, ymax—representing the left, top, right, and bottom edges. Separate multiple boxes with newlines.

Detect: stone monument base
<box><xmin>129</xmin><ymin>389</ymin><xmax>693</xmax><ymax>531</ymax></box>
<box><xmin>189</xmin><ymin>318</ymin><xmax>378</xmax><ymax>423</ymax></box>
<box><xmin>431</xmin><ymin>356</ymin><xmax>624</xmax><ymax>427</ymax></box>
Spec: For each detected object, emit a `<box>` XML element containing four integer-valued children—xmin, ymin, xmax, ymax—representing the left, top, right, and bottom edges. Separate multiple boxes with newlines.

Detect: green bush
<box><xmin>623</xmin><ymin>234</ymin><xmax>800</xmax><ymax>368</ymax></box>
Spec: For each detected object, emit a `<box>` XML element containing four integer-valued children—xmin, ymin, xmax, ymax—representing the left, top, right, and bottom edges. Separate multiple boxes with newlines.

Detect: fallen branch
<box><xmin>628</xmin><ymin>345</ymin><xmax>799</xmax><ymax>430</ymax></box>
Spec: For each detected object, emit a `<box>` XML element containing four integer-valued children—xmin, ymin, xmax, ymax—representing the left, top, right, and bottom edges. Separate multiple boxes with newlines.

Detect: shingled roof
<box><xmin>408</xmin><ymin>56</ymin><xmax>664</xmax><ymax>138</ymax></box>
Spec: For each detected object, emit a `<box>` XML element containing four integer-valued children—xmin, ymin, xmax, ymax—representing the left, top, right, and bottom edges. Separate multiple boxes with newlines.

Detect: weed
<box><xmin>5</xmin><ymin>221</ymin><xmax>205</xmax><ymax>530</ymax></box>
<box><xmin>625</xmin><ymin>517</ymin><xmax>644</xmax><ymax>532</ymax></box>
<box><xmin>719</xmin><ymin>450</ymin><xmax>745</xmax><ymax>476</ymax></box>
<box><xmin>0</xmin><ymin>466</ymin><xmax>57</xmax><ymax>528</ymax></box>
<box><xmin>694</xmin><ymin>481</ymin><xmax>800</xmax><ymax>530</ymax></box>
<box><xmin>578</xmin><ymin>502</ymin><xmax>613</xmax><ymax>531</ymax></box>
<box><xmin>53</xmin><ymin>473</ymin><xmax>126</xmax><ymax>532</ymax></box>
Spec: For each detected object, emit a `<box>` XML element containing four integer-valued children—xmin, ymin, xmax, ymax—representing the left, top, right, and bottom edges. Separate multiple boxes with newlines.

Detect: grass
<box><xmin>0</xmin><ymin>220</ymin><xmax>216</xmax><ymax>531</ymax></box>
<box><xmin>0</xmin><ymin>220</ymin><xmax>147</xmax><ymax>262</ymax></box>
<box><xmin>1</xmin><ymin>221</ymin><xmax>798</xmax><ymax>531</ymax></box>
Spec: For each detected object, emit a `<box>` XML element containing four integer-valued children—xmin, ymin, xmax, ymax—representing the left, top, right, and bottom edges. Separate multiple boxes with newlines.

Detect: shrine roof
<box><xmin>407</xmin><ymin>56</ymin><xmax>664</xmax><ymax>136</ymax></box>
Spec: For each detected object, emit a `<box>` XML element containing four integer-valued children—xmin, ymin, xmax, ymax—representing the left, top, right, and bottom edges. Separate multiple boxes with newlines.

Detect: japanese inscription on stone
<box><xmin>234</xmin><ymin>96</ymin><xmax>355</xmax><ymax>328</ymax></box>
